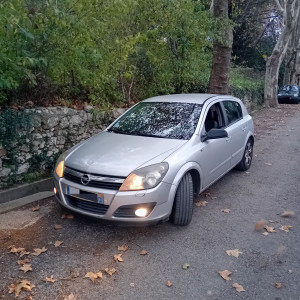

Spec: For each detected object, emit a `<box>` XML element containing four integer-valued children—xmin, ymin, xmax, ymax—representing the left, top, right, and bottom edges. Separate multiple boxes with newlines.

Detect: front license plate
<box><xmin>66</xmin><ymin>186</ymin><xmax>104</xmax><ymax>204</ymax></box>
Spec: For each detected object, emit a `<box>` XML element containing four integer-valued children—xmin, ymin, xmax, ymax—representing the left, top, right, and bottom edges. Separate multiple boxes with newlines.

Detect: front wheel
<box><xmin>236</xmin><ymin>138</ymin><xmax>254</xmax><ymax>171</ymax></box>
<box><xmin>171</xmin><ymin>173</ymin><xmax>194</xmax><ymax>226</ymax></box>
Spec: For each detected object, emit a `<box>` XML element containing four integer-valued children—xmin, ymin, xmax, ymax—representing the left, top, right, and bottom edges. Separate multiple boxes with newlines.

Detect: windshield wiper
<box><xmin>136</xmin><ymin>133</ymin><xmax>165</xmax><ymax>138</ymax></box>
<box><xmin>107</xmin><ymin>128</ymin><xmax>131</xmax><ymax>135</ymax></box>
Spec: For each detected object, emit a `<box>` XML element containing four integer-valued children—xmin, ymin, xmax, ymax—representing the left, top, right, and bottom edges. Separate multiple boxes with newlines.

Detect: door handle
<box><xmin>226</xmin><ymin>136</ymin><xmax>231</xmax><ymax>142</ymax></box>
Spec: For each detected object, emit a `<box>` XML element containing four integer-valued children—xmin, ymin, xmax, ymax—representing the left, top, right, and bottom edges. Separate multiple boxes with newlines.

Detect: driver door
<box><xmin>196</xmin><ymin>102</ymin><xmax>232</xmax><ymax>188</ymax></box>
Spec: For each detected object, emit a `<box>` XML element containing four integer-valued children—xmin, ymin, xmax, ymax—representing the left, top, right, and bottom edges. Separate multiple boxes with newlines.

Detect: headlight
<box><xmin>119</xmin><ymin>163</ymin><xmax>169</xmax><ymax>191</ymax></box>
<box><xmin>54</xmin><ymin>151</ymin><xmax>68</xmax><ymax>178</ymax></box>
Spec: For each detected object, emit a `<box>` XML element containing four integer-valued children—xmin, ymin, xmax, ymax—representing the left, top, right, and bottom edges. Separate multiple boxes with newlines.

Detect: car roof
<box><xmin>142</xmin><ymin>94</ymin><xmax>221</xmax><ymax>105</ymax></box>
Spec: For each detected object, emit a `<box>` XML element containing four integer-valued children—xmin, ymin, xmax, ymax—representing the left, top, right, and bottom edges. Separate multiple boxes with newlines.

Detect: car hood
<box><xmin>65</xmin><ymin>131</ymin><xmax>186</xmax><ymax>177</ymax></box>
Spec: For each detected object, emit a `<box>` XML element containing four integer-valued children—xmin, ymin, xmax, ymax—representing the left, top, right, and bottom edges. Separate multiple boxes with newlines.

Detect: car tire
<box><xmin>171</xmin><ymin>172</ymin><xmax>194</xmax><ymax>226</ymax></box>
<box><xmin>236</xmin><ymin>138</ymin><xmax>254</xmax><ymax>171</ymax></box>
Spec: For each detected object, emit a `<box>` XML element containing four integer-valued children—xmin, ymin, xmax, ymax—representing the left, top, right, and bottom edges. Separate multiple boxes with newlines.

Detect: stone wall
<box><xmin>0</xmin><ymin>106</ymin><xmax>125</xmax><ymax>189</ymax></box>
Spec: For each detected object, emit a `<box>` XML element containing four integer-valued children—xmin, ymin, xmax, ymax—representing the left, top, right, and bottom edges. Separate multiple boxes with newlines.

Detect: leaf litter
<box><xmin>280</xmin><ymin>225</ymin><xmax>292</xmax><ymax>232</ymax></box>
<box><xmin>85</xmin><ymin>272</ymin><xmax>103</xmax><ymax>283</ymax></box>
<box><xmin>226</xmin><ymin>249</ymin><xmax>243</xmax><ymax>258</ymax></box>
<box><xmin>219</xmin><ymin>270</ymin><xmax>232</xmax><ymax>281</ymax></box>
<box><xmin>32</xmin><ymin>246</ymin><xmax>47</xmax><ymax>256</ymax></box>
<box><xmin>19</xmin><ymin>264</ymin><xmax>32</xmax><ymax>273</ymax></box>
<box><xmin>118</xmin><ymin>245</ymin><xmax>128</xmax><ymax>252</ymax></box>
<box><xmin>281</xmin><ymin>211</ymin><xmax>295</xmax><ymax>217</ymax></box>
<box><xmin>8</xmin><ymin>280</ymin><xmax>35</xmax><ymax>297</ymax></box>
<box><xmin>114</xmin><ymin>253</ymin><xmax>123</xmax><ymax>262</ymax></box>
<box><xmin>232</xmin><ymin>283</ymin><xmax>245</xmax><ymax>292</ymax></box>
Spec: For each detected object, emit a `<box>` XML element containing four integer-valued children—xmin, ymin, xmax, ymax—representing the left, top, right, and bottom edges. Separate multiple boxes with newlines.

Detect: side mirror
<box><xmin>201</xmin><ymin>128</ymin><xmax>228</xmax><ymax>142</ymax></box>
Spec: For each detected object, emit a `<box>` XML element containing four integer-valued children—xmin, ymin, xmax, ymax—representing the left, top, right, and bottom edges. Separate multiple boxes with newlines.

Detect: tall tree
<box><xmin>283</xmin><ymin>9</ymin><xmax>300</xmax><ymax>85</ymax></box>
<box><xmin>264</xmin><ymin>0</ymin><xmax>300</xmax><ymax>107</ymax></box>
<box><xmin>208</xmin><ymin>0</ymin><xmax>233</xmax><ymax>94</ymax></box>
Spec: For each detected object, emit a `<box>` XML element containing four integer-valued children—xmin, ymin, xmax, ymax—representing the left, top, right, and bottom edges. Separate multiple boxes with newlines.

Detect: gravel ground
<box><xmin>0</xmin><ymin>104</ymin><xmax>299</xmax><ymax>300</ymax></box>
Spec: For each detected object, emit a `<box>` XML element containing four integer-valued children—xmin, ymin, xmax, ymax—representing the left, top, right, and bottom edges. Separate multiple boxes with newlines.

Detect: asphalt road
<box><xmin>0</xmin><ymin>105</ymin><xmax>299</xmax><ymax>300</ymax></box>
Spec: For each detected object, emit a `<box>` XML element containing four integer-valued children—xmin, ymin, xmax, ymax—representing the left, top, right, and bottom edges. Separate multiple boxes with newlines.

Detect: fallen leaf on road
<box><xmin>54</xmin><ymin>224</ymin><xmax>63</xmax><ymax>230</ymax></box>
<box><xmin>275</xmin><ymin>283</ymin><xmax>282</xmax><ymax>289</ymax></box>
<box><xmin>8</xmin><ymin>280</ymin><xmax>35</xmax><ymax>297</ymax></box>
<box><xmin>281</xmin><ymin>211</ymin><xmax>295</xmax><ymax>217</ymax></box>
<box><xmin>130</xmin><ymin>283</ymin><xmax>135</xmax><ymax>287</ymax></box>
<box><xmin>204</xmin><ymin>192</ymin><xmax>211</xmax><ymax>197</ymax></box>
<box><xmin>265</xmin><ymin>163</ymin><xmax>272</xmax><ymax>166</ymax></box>
<box><xmin>61</xmin><ymin>214</ymin><xmax>74</xmax><ymax>219</ymax></box>
<box><xmin>182</xmin><ymin>263</ymin><xmax>190</xmax><ymax>270</ymax></box>
<box><xmin>45</xmin><ymin>275</ymin><xmax>56</xmax><ymax>283</ymax></box>
<box><xmin>262</xmin><ymin>232</ymin><xmax>269</xmax><ymax>236</ymax></box>
<box><xmin>195</xmin><ymin>201</ymin><xmax>208</xmax><ymax>207</ymax></box>
<box><xmin>54</xmin><ymin>241</ymin><xmax>63</xmax><ymax>247</ymax></box>
<box><xmin>19</xmin><ymin>249</ymin><xmax>30</xmax><ymax>257</ymax></box>
<box><xmin>264</xmin><ymin>225</ymin><xmax>276</xmax><ymax>233</ymax></box>
<box><xmin>118</xmin><ymin>245</ymin><xmax>128</xmax><ymax>252</ymax></box>
<box><xmin>221</xmin><ymin>209</ymin><xmax>231</xmax><ymax>213</ymax></box>
<box><xmin>232</xmin><ymin>283</ymin><xmax>245</xmax><ymax>292</ymax></box>
<box><xmin>140</xmin><ymin>250</ymin><xmax>148</xmax><ymax>255</ymax></box>
<box><xmin>219</xmin><ymin>270</ymin><xmax>232</xmax><ymax>281</ymax></box>
<box><xmin>85</xmin><ymin>272</ymin><xmax>103</xmax><ymax>283</ymax></box>
<box><xmin>226</xmin><ymin>249</ymin><xmax>243</xmax><ymax>258</ymax></box>
<box><xmin>280</xmin><ymin>225</ymin><xmax>291</xmax><ymax>232</ymax></box>
<box><xmin>9</xmin><ymin>247</ymin><xmax>25</xmax><ymax>254</ymax></box>
<box><xmin>114</xmin><ymin>253</ymin><xmax>123</xmax><ymax>262</ymax></box>
<box><xmin>19</xmin><ymin>264</ymin><xmax>32</xmax><ymax>273</ymax></box>
<box><xmin>64</xmin><ymin>293</ymin><xmax>76</xmax><ymax>300</ymax></box>
<box><xmin>32</xmin><ymin>205</ymin><xmax>40</xmax><ymax>211</ymax></box>
<box><xmin>104</xmin><ymin>268</ymin><xmax>116</xmax><ymax>276</ymax></box>
<box><xmin>32</xmin><ymin>246</ymin><xmax>47</xmax><ymax>256</ymax></box>
<box><xmin>17</xmin><ymin>258</ymin><xmax>30</xmax><ymax>265</ymax></box>
<box><xmin>255</xmin><ymin>220</ymin><xmax>266</xmax><ymax>231</ymax></box>
<box><xmin>166</xmin><ymin>280</ymin><xmax>172</xmax><ymax>287</ymax></box>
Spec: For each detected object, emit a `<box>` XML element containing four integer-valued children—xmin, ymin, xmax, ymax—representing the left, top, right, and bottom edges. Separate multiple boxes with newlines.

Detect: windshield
<box><xmin>279</xmin><ymin>85</ymin><xmax>299</xmax><ymax>95</ymax></box>
<box><xmin>109</xmin><ymin>102</ymin><xmax>202</xmax><ymax>140</ymax></box>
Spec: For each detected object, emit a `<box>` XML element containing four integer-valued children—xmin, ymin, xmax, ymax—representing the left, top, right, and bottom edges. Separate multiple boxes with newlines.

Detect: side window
<box><xmin>204</xmin><ymin>103</ymin><xmax>224</xmax><ymax>132</ymax></box>
<box><xmin>223</xmin><ymin>101</ymin><xmax>242</xmax><ymax>126</ymax></box>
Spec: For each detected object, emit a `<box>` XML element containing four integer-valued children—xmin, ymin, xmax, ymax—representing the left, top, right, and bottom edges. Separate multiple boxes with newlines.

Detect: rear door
<box><xmin>222</xmin><ymin>100</ymin><xmax>248</xmax><ymax>167</ymax></box>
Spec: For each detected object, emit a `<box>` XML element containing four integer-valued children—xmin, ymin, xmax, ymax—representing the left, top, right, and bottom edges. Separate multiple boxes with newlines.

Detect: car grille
<box><xmin>66</xmin><ymin>195</ymin><xmax>109</xmax><ymax>215</ymax></box>
<box><xmin>63</xmin><ymin>167</ymin><xmax>125</xmax><ymax>190</ymax></box>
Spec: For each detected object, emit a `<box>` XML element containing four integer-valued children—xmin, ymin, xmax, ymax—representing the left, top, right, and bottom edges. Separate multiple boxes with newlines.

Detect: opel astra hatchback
<box><xmin>53</xmin><ymin>94</ymin><xmax>254</xmax><ymax>226</ymax></box>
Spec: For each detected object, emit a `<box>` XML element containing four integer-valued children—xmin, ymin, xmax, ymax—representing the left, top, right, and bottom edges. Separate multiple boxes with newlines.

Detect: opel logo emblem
<box><xmin>81</xmin><ymin>174</ymin><xmax>90</xmax><ymax>185</ymax></box>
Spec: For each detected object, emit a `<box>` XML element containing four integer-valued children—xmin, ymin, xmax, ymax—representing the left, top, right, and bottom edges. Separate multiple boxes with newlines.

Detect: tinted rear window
<box><xmin>110</xmin><ymin>102</ymin><xmax>202</xmax><ymax>140</ymax></box>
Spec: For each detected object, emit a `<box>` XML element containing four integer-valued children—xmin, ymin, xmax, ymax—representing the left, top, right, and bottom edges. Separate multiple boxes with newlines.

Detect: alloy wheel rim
<box><xmin>244</xmin><ymin>142</ymin><xmax>252</xmax><ymax>166</ymax></box>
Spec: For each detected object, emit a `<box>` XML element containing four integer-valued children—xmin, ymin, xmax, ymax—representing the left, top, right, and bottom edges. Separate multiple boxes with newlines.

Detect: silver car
<box><xmin>53</xmin><ymin>94</ymin><xmax>254</xmax><ymax>226</ymax></box>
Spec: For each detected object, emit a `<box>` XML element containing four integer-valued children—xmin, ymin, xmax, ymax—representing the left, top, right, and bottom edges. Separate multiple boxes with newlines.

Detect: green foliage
<box><xmin>0</xmin><ymin>0</ymin><xmax>213</xmax><ymax>106</ymax></box>
<box><xmin>229</xmin><ymin>67</ymin><xmax>264</xmax><ymax>104</ymax></box>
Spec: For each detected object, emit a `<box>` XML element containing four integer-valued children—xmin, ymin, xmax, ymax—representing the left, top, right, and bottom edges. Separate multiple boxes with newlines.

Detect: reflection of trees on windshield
<box><xmin>112</xmin><ymin>102</ymin><xmax>202</xmax><ymax>140</ymax></box>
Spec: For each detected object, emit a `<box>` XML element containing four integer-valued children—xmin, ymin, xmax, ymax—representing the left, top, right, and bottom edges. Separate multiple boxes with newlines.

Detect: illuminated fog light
<box><xmin>135</xmin><ymin>208</ymin><xmax>148</xmax><ymax>217</ymax></box>
<box><xmin>54</xmin><ymin>187</ymin><xmax>57</xmax><ymax>194</ymax></box>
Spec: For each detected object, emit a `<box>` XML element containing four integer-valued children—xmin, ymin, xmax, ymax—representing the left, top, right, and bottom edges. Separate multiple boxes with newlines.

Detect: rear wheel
<box><xmin>171</xmin><ymin>173</ymin><xmax>194</xmax><ymax>226</ymax></box>
<box><xmin>236</xmin><ymin>138</ymin><xmax>253</xmax><ymax>171</ymax></box>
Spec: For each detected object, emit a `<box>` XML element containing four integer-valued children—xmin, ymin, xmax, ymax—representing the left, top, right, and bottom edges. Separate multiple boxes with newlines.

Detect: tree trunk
<box><xmin>264</xmin><ymin>0</ymin><xmax>300</xmax><ymax>107</ymax></box>
<box><xmin>283</xmin><ymin>8</ymin><xmax>300</xmax><ymax>85</ymax></box>
<box><xmin>208</xmin><ymin>0</ymin><xmax>233</xmax><ymax>94</ymax></box>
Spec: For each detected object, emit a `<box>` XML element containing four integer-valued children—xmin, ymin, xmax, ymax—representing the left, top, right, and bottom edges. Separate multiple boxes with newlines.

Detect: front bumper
<box><xmin>53</xmin><ymin>174</ymin><xmax>175</xmax><ymax>224</ymax></box>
